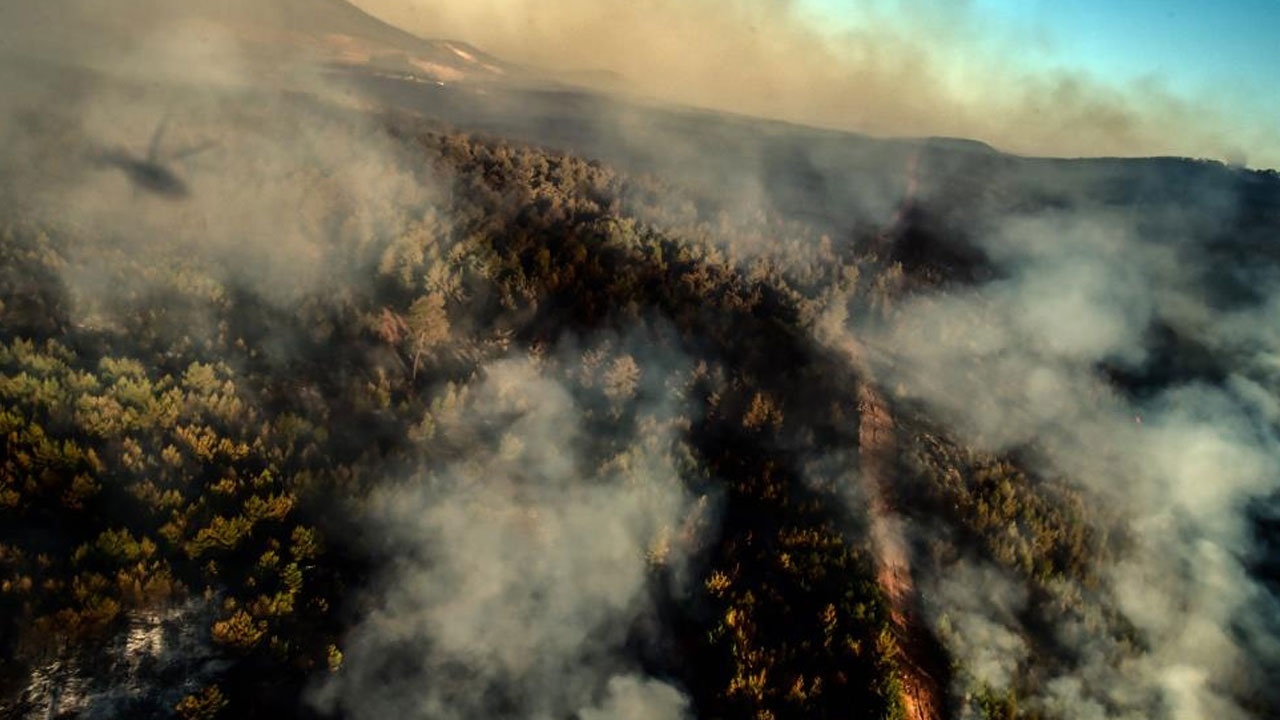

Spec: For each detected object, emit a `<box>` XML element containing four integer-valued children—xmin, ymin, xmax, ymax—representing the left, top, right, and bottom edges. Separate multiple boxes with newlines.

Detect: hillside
<box><xmin>0</xmin><ymin>0</ymin><xmax>515</xmax><ymax>84</ymax></box>
<box><xmin>1</xmin><ymin>4</ymin><xmax>1280</xmax><ymax>720</ymax></box>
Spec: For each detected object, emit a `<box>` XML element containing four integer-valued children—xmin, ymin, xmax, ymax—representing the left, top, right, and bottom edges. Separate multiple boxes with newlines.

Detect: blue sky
<box><xmin>805</xmin><ymin>0</ymin><xmax>1278</xmax><ymax>105</ymax></box>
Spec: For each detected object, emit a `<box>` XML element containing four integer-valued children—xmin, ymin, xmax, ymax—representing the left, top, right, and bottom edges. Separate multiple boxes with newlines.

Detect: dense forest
<box><xmin>1</xmin><ymin>61</ymin><xmax>1279</xmax><ymax>720</ymax></box>
<box><xmin>0</xmin><ymin>97</ymin><xmax>909</xmax><ymax>718</ymax></box>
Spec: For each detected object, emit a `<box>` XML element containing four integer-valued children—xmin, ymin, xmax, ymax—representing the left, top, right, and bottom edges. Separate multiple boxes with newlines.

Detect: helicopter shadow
<box><xmin>92</xmin><ymin>117</ymin><xmax>216</xmax><ymax>200</ymax></box>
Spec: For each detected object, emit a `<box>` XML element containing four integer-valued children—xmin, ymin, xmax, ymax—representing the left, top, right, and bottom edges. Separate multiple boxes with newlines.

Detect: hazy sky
<box><xmin>351</xmin><ymin>0</ymin><xmax>1279</xmax><ymax>167</ymax></box>
<box><xmin>806</xmin><ymin>0</ymin><xmax>1278</xmax><ymax>97</ymax></box>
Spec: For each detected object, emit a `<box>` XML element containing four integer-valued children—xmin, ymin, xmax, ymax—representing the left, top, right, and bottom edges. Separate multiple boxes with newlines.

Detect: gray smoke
<box><xmin>833</xmin><ymin>202</ymin><xmax>1280</xmax><ymax>717</ymax></box>
<box><xmin>310</xmin><ymin>350</ymin><xmax>704</xmax><ymax>720</ymax></box>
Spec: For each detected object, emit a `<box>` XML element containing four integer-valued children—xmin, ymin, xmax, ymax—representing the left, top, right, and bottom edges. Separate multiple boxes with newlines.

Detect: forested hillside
<box><xmin>1</xmin><ymin>50</ymin><xmax>1279</xmax><ymax>720</ymax></box>
<box><xmin>0</xmin><ymin>97</ymin><xmax>923</xmax><ymax>718</ymax></box>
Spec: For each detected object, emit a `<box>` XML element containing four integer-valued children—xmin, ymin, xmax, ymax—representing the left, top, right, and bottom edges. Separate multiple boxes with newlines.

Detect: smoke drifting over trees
<box><xmin>313</xmin><ymin>354</ymin><xmax>700</xmax><ymax>720</ymax></box>
<box><xmin>0</xmin><ymin>2</ymin><xmax>1278</xmax><ymax>720</ymax></box>
<box><xmin>843</xmin><ymin>202</ymin><xmax>1280</xmax><ymax>718</ymax></box>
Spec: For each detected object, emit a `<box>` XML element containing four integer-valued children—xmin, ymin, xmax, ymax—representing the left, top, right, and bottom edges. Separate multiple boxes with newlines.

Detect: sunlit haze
<box><xmin>354</xmin><ymin>0</ymin><xmax>1280</xmax><ymax>168</ymax></box>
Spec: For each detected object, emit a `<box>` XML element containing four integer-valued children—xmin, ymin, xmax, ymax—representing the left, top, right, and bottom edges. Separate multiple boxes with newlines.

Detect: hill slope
<box><xmin>1</xmin><ymin>4</ymin><xmax>1279</xmax><ymax>720</ymax></box>
<box><xmin>0</xmin><ymin>0</ymin><xmax>514</xmax><ymax>84</ymax></box>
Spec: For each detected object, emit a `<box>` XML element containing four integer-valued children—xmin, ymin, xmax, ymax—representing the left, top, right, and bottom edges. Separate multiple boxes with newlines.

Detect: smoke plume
<box><xmin>836</xmin><ymin>196</ymin><xmax>1280</xmax><ymax>717</ymax></box>
<box><xmin>311</xmin><ymin>352</ymin><xmax>702</xmax><ymax>720</ymax></box>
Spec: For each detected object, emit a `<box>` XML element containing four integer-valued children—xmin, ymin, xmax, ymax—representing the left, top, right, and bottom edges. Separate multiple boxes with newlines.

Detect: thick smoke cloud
<box><xmin>834</xmin><ymin>200</ymin><xmax>1280</xmax><ymax>717</ymax></box>
<box><xmin>353</xmin><ymin>0</ymin><xmax>1277</xmax><ymax>167</ymax></box>
<box><xmin>0</xmin><ymin>7</ymin><xmax>433</xmax><ymax>339</ymax></box>
<box><xmin>311</xmin><ymin>353</ymin><xmax>700</xmax><ymax>720</ymax></box>
<box><xmin>923</xmin><ymin>561</ymin><xmax>1028</xmax><ymax>695</ymax></box>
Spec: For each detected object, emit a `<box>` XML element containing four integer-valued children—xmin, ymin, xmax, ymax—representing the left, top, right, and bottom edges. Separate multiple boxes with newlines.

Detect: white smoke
<box><xmin>312</xmin><ymin>353</ymin><xmax>702</xmax><ymax>719</ymax></box>
<box><xmin>846</xmin><ymin>203</ymin><xmax>1280</xmax><ymax>717</ymax></box>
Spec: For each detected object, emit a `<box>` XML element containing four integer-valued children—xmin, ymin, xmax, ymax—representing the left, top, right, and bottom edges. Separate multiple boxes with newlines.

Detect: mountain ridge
<box><xmin>0</xmin><ymin>0</ymin><xmax>517</xmax><ymax>84</ymax></box>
